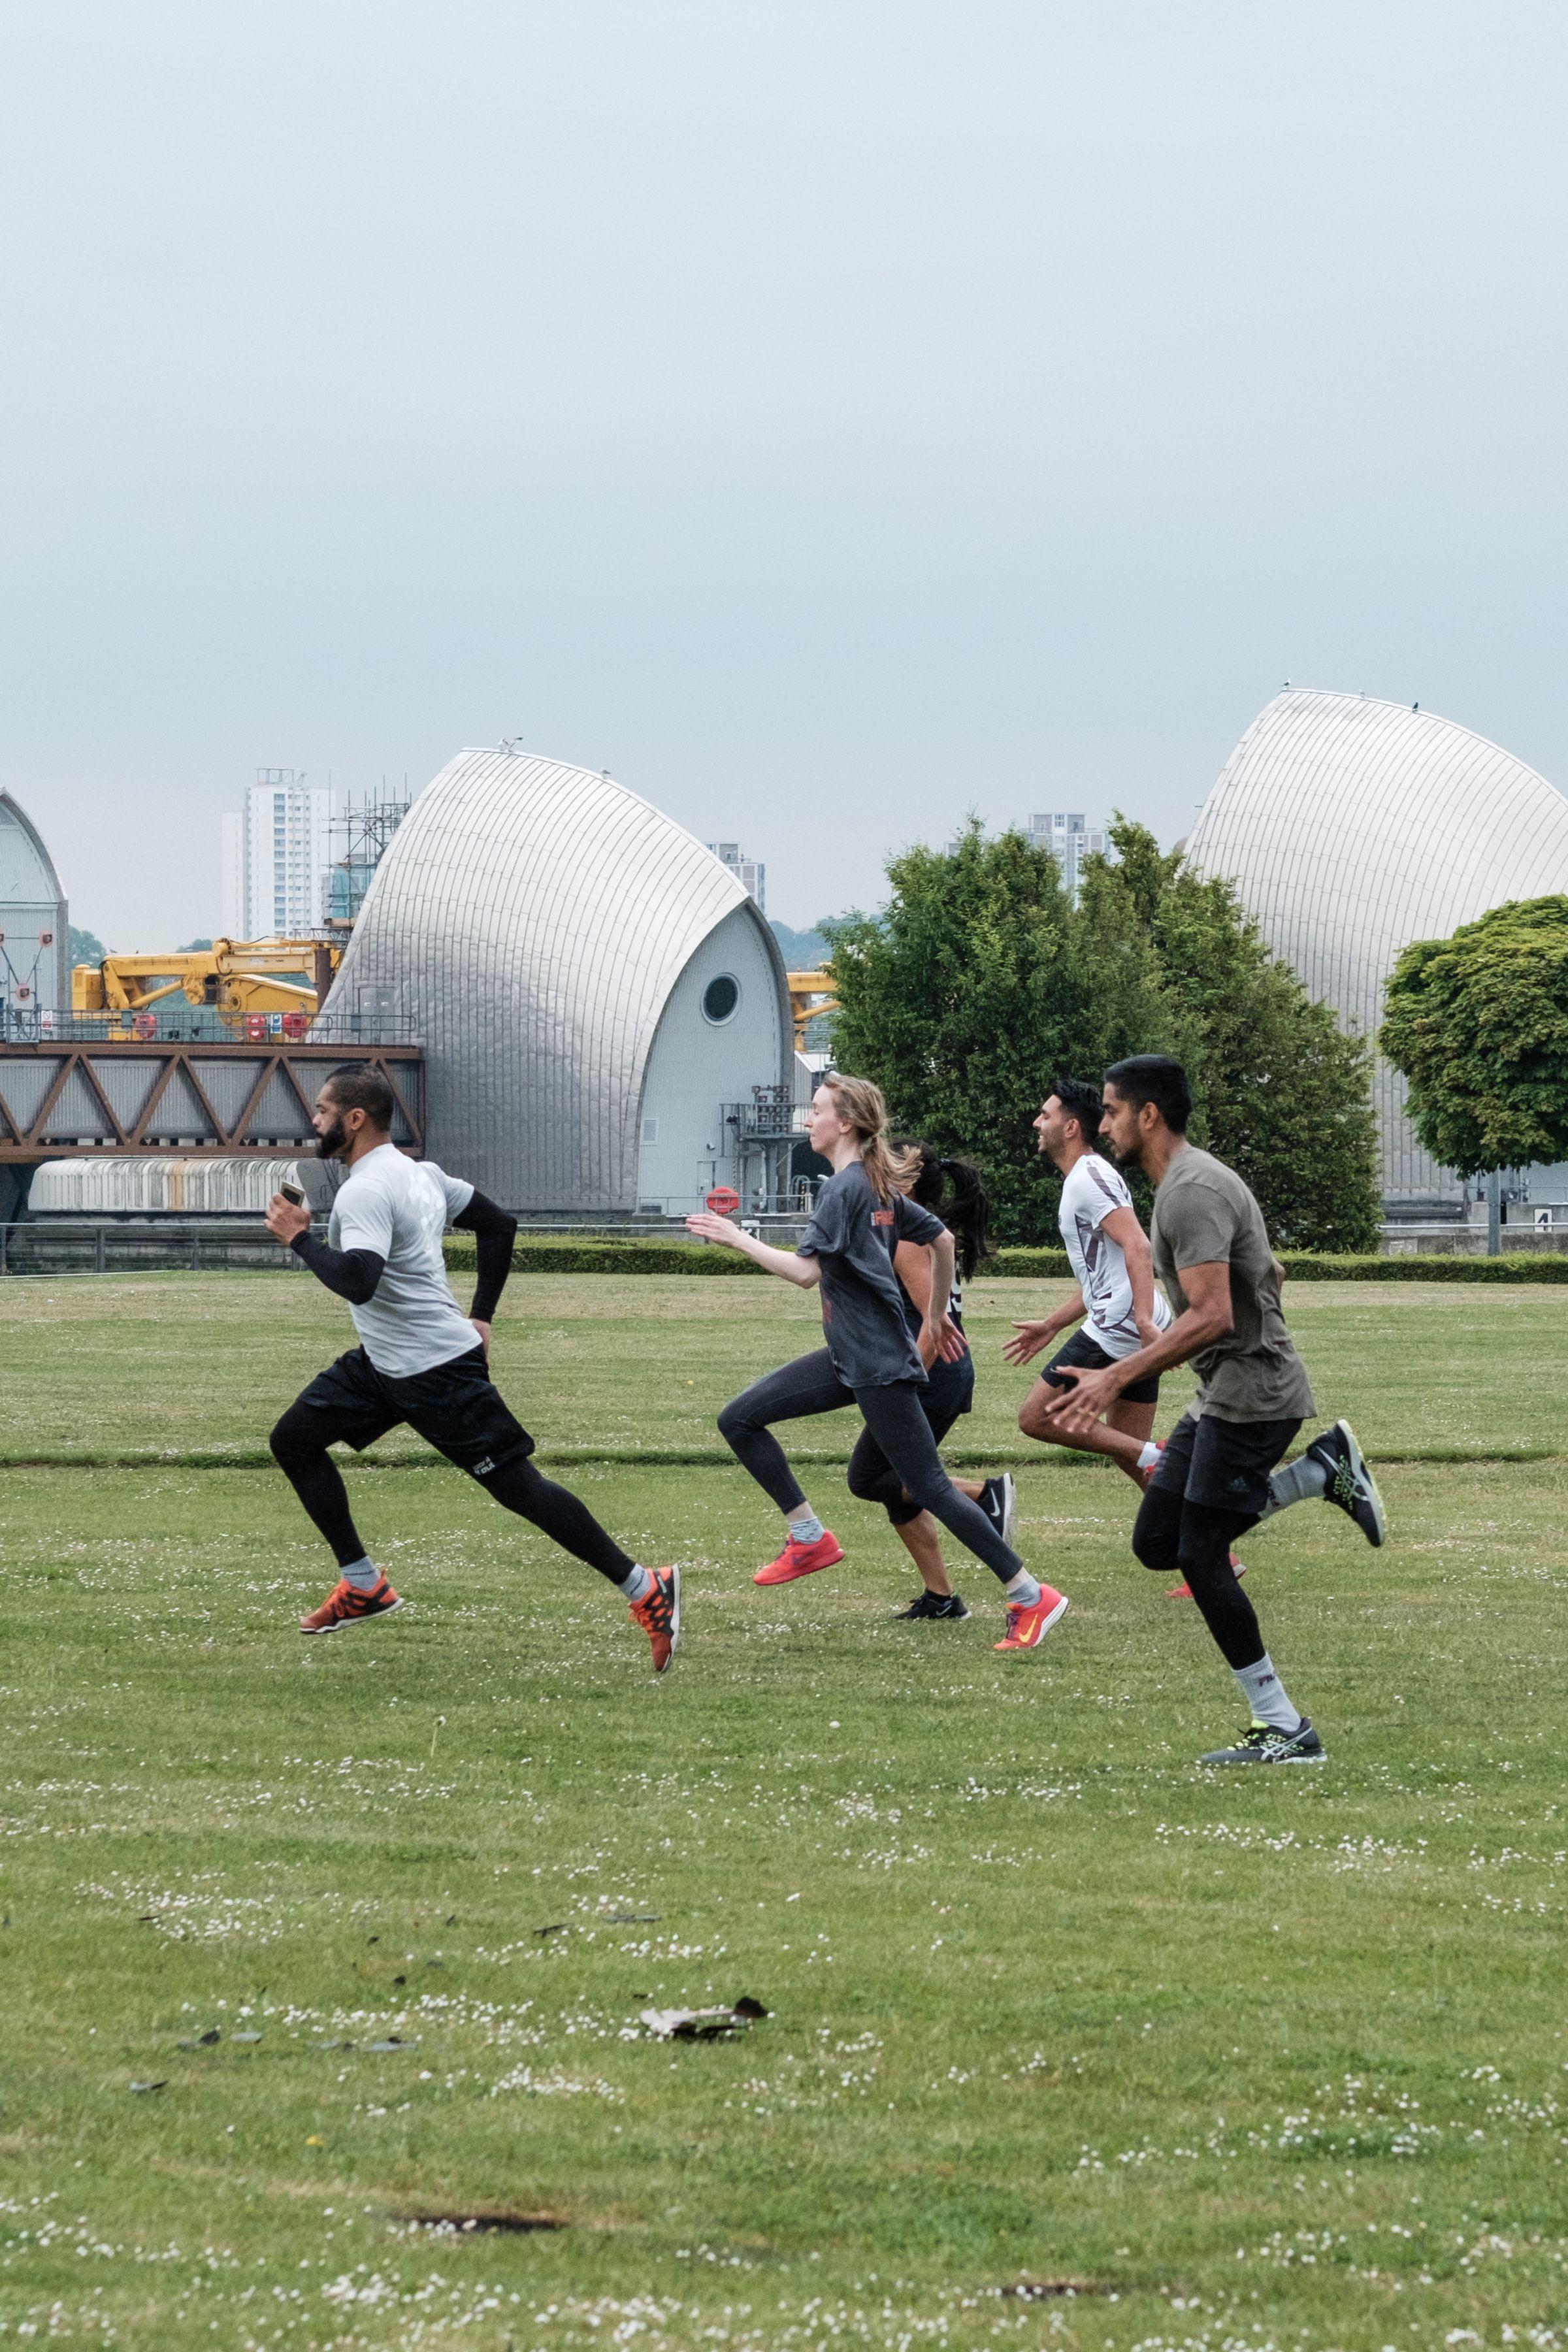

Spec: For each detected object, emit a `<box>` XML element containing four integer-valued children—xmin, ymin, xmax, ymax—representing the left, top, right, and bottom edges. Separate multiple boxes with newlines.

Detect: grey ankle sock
<box><xmin>341</xmin><ymin>1557</ymin><xmax>380</xmax><ymax>1592</ymax></box>
<box><xmin>617</xmin><ymin>1563</ymin><xmax>653</xmax><ymax>1604</ymax></box>
<box><xmin>1259</xmin><ymin>1452</ymin><xmax>1329</xmax><ymax>1521</ymax></box>
<box><xmin>1004</xmin><ymin>1569</ymin><xmax>1041</xmax><ymax>1607</ymax></box>
<box><xmin>789</xmin><ymin>1511</ymin><xmax>825</xmax><ymax>1544</ymax></box>
<box><xmin>1233</xmin><ymin>1653</ymin><xmax>1300</xmax><ymax>1733</ymax></box>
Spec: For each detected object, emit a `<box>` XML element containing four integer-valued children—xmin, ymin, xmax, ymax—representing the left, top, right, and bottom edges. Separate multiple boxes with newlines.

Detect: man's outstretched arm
<box><xmin>452</xmin><ymin>1188</ymin><xmax>518</xmax><ymax>1324</ymax></box>
<box><xmin>1045</xmin><ymin>1260</ymin><xmax>1234</xmax><ymax>1438</ymax></box>
<box><xmin>265</xmin><ymin>1191</ymin><xmax>386</xmax><ymax>1305</ymax></box>
<box><xmin>289</xmin><ymin>1232</ymin><xmax>387</xmax><ymax>1304</ymax></box>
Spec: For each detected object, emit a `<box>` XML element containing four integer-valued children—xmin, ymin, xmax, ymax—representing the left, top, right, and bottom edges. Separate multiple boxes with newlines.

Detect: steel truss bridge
<box><xmin>0</xmin><ymin>1038</ymin><xmax>423</xmax><ymax>1162</ymax></box>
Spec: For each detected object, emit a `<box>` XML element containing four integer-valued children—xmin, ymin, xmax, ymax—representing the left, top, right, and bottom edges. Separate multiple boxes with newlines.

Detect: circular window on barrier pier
<box><xmin>702</xmin><ymin>973</ymin><xmax>740</xmax><ymax>1025</ymax></box>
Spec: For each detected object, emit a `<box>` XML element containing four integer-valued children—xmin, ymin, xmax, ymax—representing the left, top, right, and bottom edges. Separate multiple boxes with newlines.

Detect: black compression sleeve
<box><xmin>289</xmin><ymin>1233</ymin><xmax>387</xmax><ymax>1305</ymax></box>
<box><xmin>451</xmin><ymin>1187</ymin><xmax>517</xmax><ymax>1323</ymax></box>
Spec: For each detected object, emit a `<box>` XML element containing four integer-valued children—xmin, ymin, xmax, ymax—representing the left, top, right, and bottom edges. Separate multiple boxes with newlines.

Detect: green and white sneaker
<box><xmin>1200</xmin><ymin>1717</ymin><xmax>1325</xmax><ymax>1766</ymax></box>
<box><xmin>1307</xmin><ymin>1419</ymin><xmax>1386</xmax><ymax>1548</ymax></box>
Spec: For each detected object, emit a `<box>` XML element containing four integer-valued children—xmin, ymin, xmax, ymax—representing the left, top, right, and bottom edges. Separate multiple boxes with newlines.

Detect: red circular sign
<box><xmin>706</xmin><ymin>1186</ymin><xmax>741</xmax><ymax>1216</ymax></box>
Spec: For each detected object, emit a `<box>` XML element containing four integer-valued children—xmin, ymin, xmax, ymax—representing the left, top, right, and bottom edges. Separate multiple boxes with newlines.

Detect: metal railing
<box><xmin>0</xmin><ymin>1220</ymin><xmax>314</xmax><ymax>1275</ymax></box>
<box><xmin>0</xmin><ymin>1007</ymin><xmax>422</xmax><ymax>1047</ymax></box>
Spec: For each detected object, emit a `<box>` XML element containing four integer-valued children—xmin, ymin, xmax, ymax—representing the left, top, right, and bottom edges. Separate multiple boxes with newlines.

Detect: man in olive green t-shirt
<box><xmin>1047</xmin><ymin>1055</ymin><xmax>1386</xmax><ymax>1766</ymax></box>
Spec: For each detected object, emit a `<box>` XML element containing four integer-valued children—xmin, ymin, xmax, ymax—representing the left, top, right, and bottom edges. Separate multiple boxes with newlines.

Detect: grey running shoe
<box><xmin>1200</xmin><ymin>1717</ymin><xmax>1325</xmax><ymax>1766</ymax></box>
<box><xmin>978</xmin><ymin>1474</ymin><xmax>1017</xmax><ymax>1546</ymax></box>
<box><xmin>894</xmin><ymin>1590</ymin><xmax>971</xmax><ymax>1621</ymax></box>
<box><xmin>1307</xmin><ymin>1419</ymin><xmax>1386</xmax><ymax>1548</ymax></box>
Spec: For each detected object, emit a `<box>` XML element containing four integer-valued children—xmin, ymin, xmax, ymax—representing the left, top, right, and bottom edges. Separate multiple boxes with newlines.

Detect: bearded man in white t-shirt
<box><xmin>262</xmin><ymin>1065</ymin><xmax>679</xmax><ymax>1670</ymax></box>
<box><xmin>1004</xmin><ymin>1076</ymin><xmax>1173</xmax><ymax>1487</ymax></box>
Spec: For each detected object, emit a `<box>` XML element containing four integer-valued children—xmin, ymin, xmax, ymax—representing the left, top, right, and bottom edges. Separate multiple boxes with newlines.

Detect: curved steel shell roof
<box><xmin>1186</xmin><ymin>691</ymin><xmax>1568</xmax><ymax>1198</ymax></box>
<box><xmin>0</xmin><ymin>789</ymin><xmax>69</xmax><ymax>1013</ymax></box>
<box><xmin>327</xmin><ymin>748</ymin><xmax>789</xmax><ymax>1209</ymax></box>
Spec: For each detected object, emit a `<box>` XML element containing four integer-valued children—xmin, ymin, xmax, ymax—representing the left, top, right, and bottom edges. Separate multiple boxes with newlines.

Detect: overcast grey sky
<box><xmin>4</xmin><ymin>1</ymin><xmax>1566</xmax><ymax>944</ymax></box>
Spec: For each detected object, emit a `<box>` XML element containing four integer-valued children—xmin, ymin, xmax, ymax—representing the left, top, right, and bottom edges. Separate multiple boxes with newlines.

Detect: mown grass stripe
<box><xmin>1</xmin><ymin>1444</ymin><xmax>1562</xmax><ymax>1470</ymax></box>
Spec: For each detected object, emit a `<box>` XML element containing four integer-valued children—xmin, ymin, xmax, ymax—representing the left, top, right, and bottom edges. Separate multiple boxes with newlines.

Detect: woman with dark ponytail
<box><xmin>845</xmin><ymin>1143</ymin><xmax>1017</xmax><ymax>1621</ymax></box>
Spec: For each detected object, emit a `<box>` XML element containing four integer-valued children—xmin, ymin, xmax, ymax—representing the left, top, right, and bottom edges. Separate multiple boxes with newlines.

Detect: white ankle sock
<box><xmin>789</xmin><ymin>1511</ymin><xmax>825</xmax><ymax>1544</ymax></box>
<box><xmin>341</xmin><ymin>1557</ymin><xmax>380</xmax><ymax>1592</ymax></box>
<box><xmin>1135</xmin><ymin>1441</ymin><xmax>1161</xmax><ymax>1471</ymax></box>
<box><xmin>1233</xmin><ymin>1653</ymin><xmax>1300</xmax><ymax>1732</ymax></box>
<box><xmin>1004</xmin><ymin>1569</ymin><xmax>1041</xmax><ymax>1608</ymax></box>
<box><xmin>617</xmin><ymin>1563</ymin><xmax>653</xmax><ymax>1603</ymax></box>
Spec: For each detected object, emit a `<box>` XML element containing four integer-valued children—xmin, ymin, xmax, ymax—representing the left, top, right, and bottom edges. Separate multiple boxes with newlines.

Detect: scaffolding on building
<box><xmin>325</xmin><ymin>788</ymin><xmax>412</xmax><ymax>929</ymax></box>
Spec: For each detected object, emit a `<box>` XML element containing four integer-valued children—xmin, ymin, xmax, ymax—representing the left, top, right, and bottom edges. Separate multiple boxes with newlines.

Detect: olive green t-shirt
<box><xmin>1150</xmin><ymin>1147</ymin><xmax>1316</xmax><ymax>1424</ymax></box>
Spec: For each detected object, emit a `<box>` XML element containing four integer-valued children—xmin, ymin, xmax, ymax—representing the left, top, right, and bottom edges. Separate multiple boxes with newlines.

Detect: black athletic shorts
<box><xmin>1039</xmin><ymin>1324</ymin><xmax>1160</xmax><ymax>1407</ymax></box>
<box><xmin>293</xmin><ymin>1344</ymin><xmax>535</xmax><ymax>1477</ymax></box>
<box><xmin>1149</xmin><ymin>1408</ymin><xmax>1301</xmax><ymax>1518</ymax></box>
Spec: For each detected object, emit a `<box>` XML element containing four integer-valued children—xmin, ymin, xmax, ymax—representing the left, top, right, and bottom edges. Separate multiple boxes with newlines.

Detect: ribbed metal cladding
<box><xmin>325</xmin><ymin>749</ymin><xmax>776</xmax><ymax>1209</ymax></box>
<box><xmin>1185</xmin><ymin>691</ymin><xmax>1568</xmax><ymax>1201</ymax></box>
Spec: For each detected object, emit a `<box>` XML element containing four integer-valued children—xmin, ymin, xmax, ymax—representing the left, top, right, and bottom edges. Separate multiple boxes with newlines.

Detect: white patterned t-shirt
<box><xmin>1057</xmin><ymin>1152</ymin><xmax>1173</xmax><ymax>1359</ymax></box>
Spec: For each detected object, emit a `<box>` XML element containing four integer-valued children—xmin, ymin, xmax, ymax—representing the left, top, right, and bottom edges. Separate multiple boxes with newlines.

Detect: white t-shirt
<box><xmin>329</xmin><ymin>1145</ymin><xmax>477</xmax><ymax>1378</ymax></box>
<box><xmin>1057</xmin><ymin>1151</ymin><xmax>1173</xmax><ymax>1360</ymax></box>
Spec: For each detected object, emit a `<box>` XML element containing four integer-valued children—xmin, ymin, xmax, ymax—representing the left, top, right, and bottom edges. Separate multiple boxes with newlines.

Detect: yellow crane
<box><xmin>787</xmin><ymin>970</ymin><xmax>838</xmax><ymax>1051</ymax></box>
<box><xmin>73</xmin><ymin>938</ymin><xmax>342</xmax><ymax>1026</ymax></box>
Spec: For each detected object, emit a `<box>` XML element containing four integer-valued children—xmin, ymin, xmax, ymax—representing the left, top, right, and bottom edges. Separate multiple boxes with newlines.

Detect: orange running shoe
<box><xmin>629</xmin><ymin>1564</ymin><xmax>681</xmax><ymax>1673</ymax></box>
<box><xmin>1167</xmin><ymin>1552</ymin><xmax>1248</xmax><ymax>1600</ymax></box>
<box><xmin>299</xmin><ymin>1576</ymin><xmax>403</xmax><ymax>1634</ymax></box>
<box><xmin>993</xmin><ymin>1584</ymin><xmax>1070</xmax><ymax>1650</ymax></box>
<box><xmin>753</xmin><ymin>1530</ymin><xmax>844</xmax><ymax>1586</ymax></box>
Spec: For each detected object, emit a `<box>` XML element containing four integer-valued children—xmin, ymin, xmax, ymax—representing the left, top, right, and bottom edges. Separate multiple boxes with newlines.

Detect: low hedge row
<box><xmin>446</xmin><ymin>1237</ymin><xmax>1568</xmax><ymax>1282</ymax></box>
<box><xmin>991</xmin><ymin>1247</ymin><xmax>1568</xmax><ymax>1282</ymax></box>
<box><xmin>444</xmin><ymin>1237</ymin><xmax>758</xmax><ymax>1275</ymax></box>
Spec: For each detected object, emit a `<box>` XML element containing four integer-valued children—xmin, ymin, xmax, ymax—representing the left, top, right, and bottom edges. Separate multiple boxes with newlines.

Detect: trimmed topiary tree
<box><xmin>1380</xmin><ymin>895</ymin><xmax>1568</xmax><ymax>1176</ymax></box>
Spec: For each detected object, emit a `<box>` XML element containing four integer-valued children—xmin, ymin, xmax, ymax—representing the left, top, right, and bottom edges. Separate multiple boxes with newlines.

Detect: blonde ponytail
<box><xmin>822</xmin><ymin>1075</ymin><xmax>921</xmax><ymax>1203</ymax></box>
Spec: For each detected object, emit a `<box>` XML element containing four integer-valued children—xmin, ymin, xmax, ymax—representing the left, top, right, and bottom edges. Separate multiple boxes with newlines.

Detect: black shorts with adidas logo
<box><xmin>1149</xmin><ymin>1407</ymin><xmax>1302</xmax><ymax>1518</ymax></box>
<box><xmin>295</xmin><ymin>1343</ymin><xmax>535</xmax><ymax>1478</ymax></box>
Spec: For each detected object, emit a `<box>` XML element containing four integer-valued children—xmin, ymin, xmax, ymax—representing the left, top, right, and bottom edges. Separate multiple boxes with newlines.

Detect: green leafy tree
<box><xmin>827</xmin><ymin>823</ymin><xmax>1177</xmax><ymax>1239</ymax></box>
<box><xmin>1379</xmin><ymin>895</ymin><xmax>1568</xmax><ymax>1176</ymax></box>
<box><xmin>1084</xmin><ymin>822</ymin><xmax>1383</xmax><ymax>1252</ymax></box>
<box><xmin>68</xmin><ymin>924</ymin><xmax>108</xmax><ymax>965</ymax></box>
<box><xmin>828</xmin><ymin>816</ymin><xmax>1382</xmax><ymax>1249</ymax></box>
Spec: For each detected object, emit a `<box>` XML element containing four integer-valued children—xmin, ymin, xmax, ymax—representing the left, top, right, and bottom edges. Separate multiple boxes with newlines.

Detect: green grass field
<box><xmin>2</xmin><ymin>1272</ymin><xmax>1566</xmax><ymax>2351</ymax></box>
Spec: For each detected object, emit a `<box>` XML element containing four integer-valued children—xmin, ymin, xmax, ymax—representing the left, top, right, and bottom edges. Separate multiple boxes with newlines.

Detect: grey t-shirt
<box><xmin>1151</xmin><ymin>1147</ymin><xmax>1316</xmax><ymax>1424</ymax></box>
<box><xmin>330</xmin><ymin>1144</ymin><xmax>477</xmax><ymax>1378</ymax></box>
<box><xmin>796</xmin><ymin>1162</ymin><xmax>946</xmax><ymax>1389</ymax></box>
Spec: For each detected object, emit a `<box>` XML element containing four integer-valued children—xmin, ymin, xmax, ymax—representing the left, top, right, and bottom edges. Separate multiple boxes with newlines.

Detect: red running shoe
<box><xmin>993</xmin><ymin>1584</ymin><xmax>1070</xmax><ymax>1650</ymax></box>
<box><xmin>629</xmin><ymin>1564</ymin><xmax>681</xmax><ymax>1674</ymax></box>
<box><xmin>299</xmin><ymin>1576</ymin><xmax>403</xmax><ymax>1634</ymax></box>
<box><xmin>1167</xmin><ymin>1552</ymin><xmax>1248</xmax><ymax>1600</ymax></box>
<box><xmin>753</xmin><ymin>1530</ymin><xmax>844</xmax><ymax>1586</ymax></box>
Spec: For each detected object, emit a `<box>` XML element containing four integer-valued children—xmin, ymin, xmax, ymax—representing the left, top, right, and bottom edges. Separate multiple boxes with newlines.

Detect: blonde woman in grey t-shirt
<box><xmin>1047</xmin><ymin>1056</ymin><xmax>1386</xmax><ymax>1765</ymax></box>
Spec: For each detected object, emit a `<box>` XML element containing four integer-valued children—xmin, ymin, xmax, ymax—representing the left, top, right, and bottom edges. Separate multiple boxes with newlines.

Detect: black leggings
<box><xmin>847</xmin><ymin>1369</ymin><xmax>971</xmax><ymax>1527</ymax></box>
<box><xmin>1130</xmin><ymin>1485</ymin><xmax>1264</xmax><ymax>1669</ymax></box>
<box><xmin>717</xmin><ymin>1349</ymin><xmax>1022</xmax><ymax>1584</ymax></box>
<box><xmin>269</xmin><ymin>1402</ymin><xmax>636</xmax><ymax>1585</ymax></box>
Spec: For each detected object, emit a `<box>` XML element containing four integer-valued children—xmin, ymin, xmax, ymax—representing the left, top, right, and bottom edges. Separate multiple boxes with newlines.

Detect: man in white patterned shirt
<box><xmin>1005</xmin><ymin>1077</ymin><xmax>1172</xmax><ymax>1486</ymax></box>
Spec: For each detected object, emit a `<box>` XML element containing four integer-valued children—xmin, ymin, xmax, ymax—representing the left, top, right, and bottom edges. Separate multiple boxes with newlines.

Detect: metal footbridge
<box><xmin>0</xmin><ymin>1016</ymin><xmax>422</xmax><ymax>1165</ymax></box>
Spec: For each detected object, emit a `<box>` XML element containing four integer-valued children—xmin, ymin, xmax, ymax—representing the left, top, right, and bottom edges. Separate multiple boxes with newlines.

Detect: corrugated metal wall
<box><xmin>28</xmin><ymin>1157</ymin><xmax>305</xmax><ymax>1213</ymax></box>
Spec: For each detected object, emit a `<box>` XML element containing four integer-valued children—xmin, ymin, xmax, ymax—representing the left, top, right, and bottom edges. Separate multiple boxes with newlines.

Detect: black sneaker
<box><xmin>1306</xmin><ymin>1419</ymin><xmax>1386</xmax><ymax>1548</ymax></box>
<box><xmin>1200</xmin><ymin>1717</ymin><xmax>1325</xmax><ymax>1766</ymax></box>
<box><xmin>977</xmin><ymin>1474</ymin><xmax>1017</xmax><ymax>1546</ymax></box>
<box><xmin>894</xmin><ymin>1591</ymin><xmax>971</xmax><ymax>1621</ymax></box>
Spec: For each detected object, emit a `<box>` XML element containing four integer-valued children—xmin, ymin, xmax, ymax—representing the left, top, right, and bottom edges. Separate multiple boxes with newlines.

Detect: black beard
<box><xmin>315</xmin><ymin>1118</ymin><xmax>348</xmax><ymax>1160</ymax></box>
